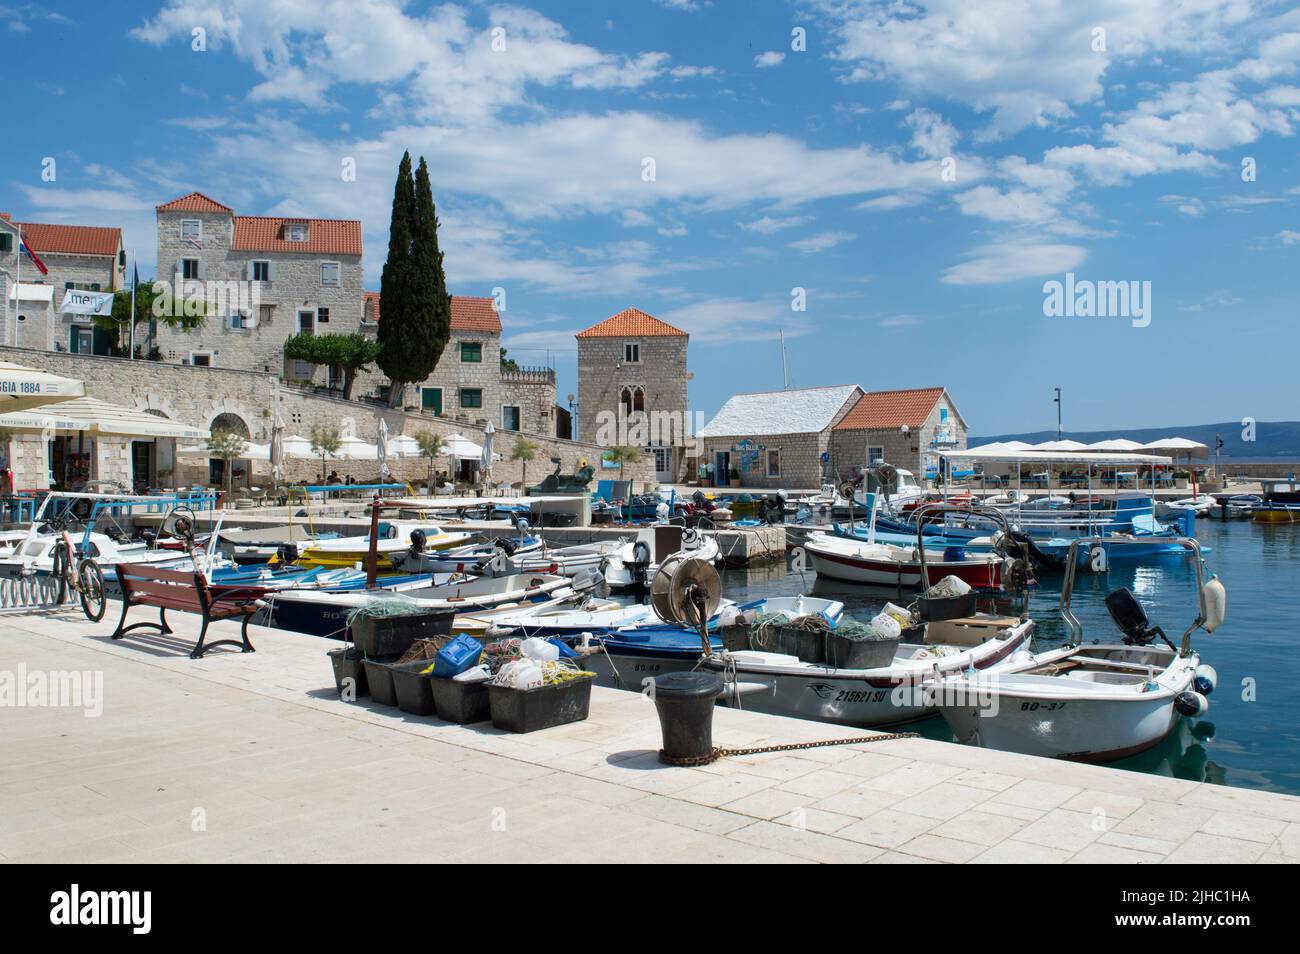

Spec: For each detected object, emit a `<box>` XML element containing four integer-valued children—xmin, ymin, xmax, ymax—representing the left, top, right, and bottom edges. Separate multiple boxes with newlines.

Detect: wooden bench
<box><xmin>110</xmin><ymin>564</ymin><xmax>260</xmax><ymax>659</ymax></box>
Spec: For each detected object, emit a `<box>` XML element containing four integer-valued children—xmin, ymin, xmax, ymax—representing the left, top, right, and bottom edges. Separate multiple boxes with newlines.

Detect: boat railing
<box><xmin>1060</xmin><ymin>536</ymin><xmax>1209</xmax><ymax>654</ymax></box>
<box><xmin>912</xmin><ymin>503</ymin><xmax>1020</xmax><ymax>591</ymax></box>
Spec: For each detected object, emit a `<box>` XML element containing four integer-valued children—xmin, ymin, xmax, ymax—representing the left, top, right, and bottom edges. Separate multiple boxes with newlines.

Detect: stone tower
<box><xmin>575</xmin><ymin>307</ymin><xmax>689</xmax><ymax>482</ymax></box>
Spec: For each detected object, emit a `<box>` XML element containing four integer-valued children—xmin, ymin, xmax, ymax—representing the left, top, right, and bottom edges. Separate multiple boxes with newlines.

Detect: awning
<box><xmin>941</xmin><ymin>448</ymin><xmax>1174</xmax><ymax>466</ymax></box>
<box><xmin>0</xmin><ymin>360</ymin><xmax>86</xmax><ymax>412</ymax></box>
<box><xmin>0</xmin><ymin>396</ymin><xmax>204</xmax><ymax>439</ymax></box>
<box><xmin>7</xmin><ymin>283</ymin><xmax>54</xmax><ymax>304</ymax></box>
<box><xmin>444</xmin><ymin>433</ymin><xmax>484</xmax><ymax>460</ymax></box>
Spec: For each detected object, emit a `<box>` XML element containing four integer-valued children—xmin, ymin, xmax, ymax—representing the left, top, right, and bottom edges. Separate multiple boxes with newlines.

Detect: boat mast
<box><xmin>779</xmin><ymin>329</ymin><xmax>789</xmax><ymax>389</ymax></box>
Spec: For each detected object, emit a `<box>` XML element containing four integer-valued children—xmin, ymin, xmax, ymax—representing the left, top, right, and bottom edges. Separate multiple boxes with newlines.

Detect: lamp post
<box><xmin>566</xmin><ymin>393</ymin><xmax>578</xmax><ymax>442</ymax></box>
<box><xmin>1053</xmin><ymin>387</ymin><xmax>1062</xmax><ymax>441</ymax></box>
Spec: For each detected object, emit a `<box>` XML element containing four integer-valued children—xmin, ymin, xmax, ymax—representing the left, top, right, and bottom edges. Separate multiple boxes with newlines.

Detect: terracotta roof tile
<box><xmin>232</xmin><ymin>216</ymin><xmax>362</xmax><ymax>256</ymax></box>
<box><xmin>12</xmin><ymin>221</ymin><xmax>122</xmax><ymax>257</ymax></box>
<box><xmin>836</xmin><ymin>387</ymin><xmax>947</xmax><ymax>430</ymax></box>
<box><xmin>156</xmin><ymin>192</ymin><xmax>234</xmax><ymax>214</ymax></box>
<box><xmin>576</xmin><ymin>307</ymin><xmax>688</xmax><ymax>338</ymax></box>
<box><xmin>361</xmin><ymin>293</ymin><xmax>501</xmax><ymax>333</ymax></box>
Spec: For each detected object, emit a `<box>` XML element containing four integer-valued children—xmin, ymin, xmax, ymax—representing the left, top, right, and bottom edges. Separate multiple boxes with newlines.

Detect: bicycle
<box><xmin>49</xmin><ymin>531</ymin><xmax>107</xmax><ymax>622</ymax></box>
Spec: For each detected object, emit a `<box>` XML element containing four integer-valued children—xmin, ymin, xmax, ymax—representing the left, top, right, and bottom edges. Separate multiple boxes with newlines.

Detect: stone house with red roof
<box><xmin>831</xmin><ymin>386</ymin><xmax>967</xmax><ymax>482</ymax></box>
<box><xmin>576</xmin><ymin>307</ymin><xmax>690</xmax><ymax>482</ymax></box>
<box><xmin>0</xmin><ymin>213</ymin><xmax>125</xmax><ymax>354</ymax></box>
<box><xmin>153</xmin><ymin>192</ymin><xmax>364</xmax><ymax>382</ymax></box>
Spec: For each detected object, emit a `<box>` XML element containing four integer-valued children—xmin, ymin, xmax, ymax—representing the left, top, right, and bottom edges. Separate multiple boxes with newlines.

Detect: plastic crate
<box><xmin>360</xmin><ymin>655</ymin><xmax>404</xmax><ymax>707</ymax></box>
<box><xmin>350</xmin><ymin>609</ymin><xmax>455</xmax><ymax>657</ymax></box>
<box><xmin>327</xmin><ymin>647</ymin><xmax>369</xmax><ymax>698</ymax></box>
<box><xmin>430</xmin><ymin>676</ymin><xmax>492</xmax><ymax>724</ymax></box>
<box><xmin>390</xmin><ymin>660</ymin><xmax>438</xmax><ymax>716</ymax></box>
<box><xmin>488</xmin><ymin>678</ymin><xmax>593</xmax><ymax>733</ymax></box>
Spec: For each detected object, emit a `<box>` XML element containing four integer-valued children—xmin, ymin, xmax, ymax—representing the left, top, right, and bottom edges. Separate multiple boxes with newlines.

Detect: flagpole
<box><xmin>12</xmin><ymin>223</ymin><xmax>19</xmax><ymax>347</ymax></box>
<box><xmin>129</xmin><ymin>250</ymin><xmax>136</xmax><ymax>360</ymax></box>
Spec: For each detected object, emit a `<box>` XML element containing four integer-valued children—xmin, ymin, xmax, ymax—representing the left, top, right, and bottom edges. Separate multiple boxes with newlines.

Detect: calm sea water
<box><xmin>703</xmin><ymin>518</ymin><xmax>1300</xmax><ymax>796</ymax></box>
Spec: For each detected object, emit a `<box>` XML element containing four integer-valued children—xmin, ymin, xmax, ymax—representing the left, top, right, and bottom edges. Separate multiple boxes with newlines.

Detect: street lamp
<box><xmin>1053</xmin><ymin>387</ymin><xmax>1062</xmax><ymax>441</ymax></box>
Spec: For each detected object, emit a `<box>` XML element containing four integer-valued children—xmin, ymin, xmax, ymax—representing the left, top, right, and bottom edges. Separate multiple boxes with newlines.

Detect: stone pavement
<box><xmin>2</xmin><ymin>608</ymin><xmax>1297</xmax><ymax>864</ymax></box>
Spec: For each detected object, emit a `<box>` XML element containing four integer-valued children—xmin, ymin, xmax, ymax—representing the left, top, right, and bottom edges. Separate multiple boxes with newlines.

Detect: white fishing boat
<box><xmin>295</xmin><ymin>520</ymin><xmax>474</xmax><ymax>569</ymax></box>
<box><xmin>603</xmin><ymin>524</ymin><xmax>721</xmax><ymax>591</ymax></box>
<box><xmin>390</xmin><ymin>534</ymin><xmax>545</xmax><ymax>574</ymax></box>
<box><xmin>927</xmin><ymin>536</ymin><xmax>1223</xmax><ymax>762</ymax></box>
<box><xmin>701</xmin><ymin>612</ymin><xmax>1035</xmax><ymax>727</ymax></box>
<box><xmin>1154</xmin><ymin>494</ymin><xmax>1216</xmax><ymax>518</ymax></box>
<box><xmin>481</xmin><ymin>538</ymin><xmax>628</xmax><ymax>578</ymax></box>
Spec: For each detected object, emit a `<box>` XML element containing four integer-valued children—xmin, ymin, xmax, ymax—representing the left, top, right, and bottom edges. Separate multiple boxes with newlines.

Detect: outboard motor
<box><xmin>277</xmin><ymin>543</ymin><xmax>300</xmax><ymax>564</ymax></box>
<box><xmin>1104</xmin><ymin>587</ymin><xmax>1172</xmax><ymax>649</ymax></box>
<box><xmin>629</xmin><ymin>539</ymin><xmax>653</xmax><ymax>588</ymax></box>
<box><xmin>408</xmin><ymin>528</ymin><xmax>427</xmax><ymax>555</ymax></box>
<box><xmin>495</xmin><ymin>536</ymin><xmax>519</xmax><ymax>556</ymax></box>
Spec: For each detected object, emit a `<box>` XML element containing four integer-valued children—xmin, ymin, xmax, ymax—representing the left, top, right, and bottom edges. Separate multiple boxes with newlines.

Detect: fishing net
<box><xmin>396</xmin><ymin>636</ymin><xmax>456</xmax><ymax>664</ymax></box>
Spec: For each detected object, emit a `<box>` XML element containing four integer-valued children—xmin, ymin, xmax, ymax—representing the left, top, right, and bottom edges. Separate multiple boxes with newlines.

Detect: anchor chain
<box><xmin>659</xmin><ymin>731</ymin><xmax>921</xmax><ymax>766</ymax></box>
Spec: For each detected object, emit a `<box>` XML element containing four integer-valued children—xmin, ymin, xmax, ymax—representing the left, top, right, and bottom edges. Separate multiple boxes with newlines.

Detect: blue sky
<box><xmin>3</xmin><ymin>0</ymin><xmax>1299</xmax><ymax>434</ymax></box>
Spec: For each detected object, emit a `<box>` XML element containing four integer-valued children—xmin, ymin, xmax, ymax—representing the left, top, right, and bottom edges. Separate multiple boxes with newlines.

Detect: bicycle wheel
<box><xmin>78</xmin><ymin>560</ymin><xmax>107</xmax><ymax>622</ymax></box>
<box><xmin>50</xmin><ymin>540</ymin><xmax>72</xmax><ymax>605</ymax></box>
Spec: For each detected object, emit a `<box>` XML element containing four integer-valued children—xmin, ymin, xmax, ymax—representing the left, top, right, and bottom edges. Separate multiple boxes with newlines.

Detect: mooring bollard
<box><xmin>652</xmin><ymin>671</ymin><xmax>724</xmax><ymax>764</ymax></box>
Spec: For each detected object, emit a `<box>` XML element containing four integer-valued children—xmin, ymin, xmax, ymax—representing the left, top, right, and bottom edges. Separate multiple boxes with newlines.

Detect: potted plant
<box><xmin>729</xmin><ymin>467</ymin><xmax>741</xmax><ymax>488</ymax></box>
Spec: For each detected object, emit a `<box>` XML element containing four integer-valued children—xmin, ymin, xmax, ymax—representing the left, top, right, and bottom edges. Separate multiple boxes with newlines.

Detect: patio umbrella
<box><xmin>388</xmin><ymin>434</ymin><xmax>421</xmax><ymax>457</ymax></box>
<box><xmin>443</xmin><ymin>433</ymin><xmax>484</xmax><ymax>459</ymax></box>
<box><xmin>0</xmin><ymin>360</ymin><xmax>85</xmax><ymax>412</ymax></box>
<box><xmin>481</xmin><ymin>421</ymin><xmax>494</xmax><ymax>488</ymax></box>
<box><xmin>1140</xmin><ymin>437</ymin><xmax>1208</xmax><ymax>496</ymax></box>
<box><xmin>1088</xmin><ymin>438</ymin><xmax>1145</xmax><ymax>451</ymax></box>
<box><xmin>270</xmin><ymin>426</ymin><xmax>284</xmax><ymax>484</ymax></box>
<box><xmin>337</xmin><ymin>435</ymin><xmax>379</xmax><ymax>460</ymax></box>
<box><xmin>378</xmin><ymin>418</ymin><xmax>391</xmax><ymax>482</ymax></box>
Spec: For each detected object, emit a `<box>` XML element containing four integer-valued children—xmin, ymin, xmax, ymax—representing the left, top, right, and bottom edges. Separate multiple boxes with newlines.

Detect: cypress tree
<box><xmin>376</xmin><ymin>153</ymin><xmax>451</xmax><ymax>407</ymax></box>
<box><xmin>377</xmin><ymin>152</ymin><xmax>415</xmax><ymax>404</ymax></box>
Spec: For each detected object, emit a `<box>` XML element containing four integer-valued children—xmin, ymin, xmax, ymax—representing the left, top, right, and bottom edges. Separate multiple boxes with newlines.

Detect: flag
<box><xmin>19</xmin><ymin>240</ymin><xmax>48</xmax><ymax>275</ymax></box>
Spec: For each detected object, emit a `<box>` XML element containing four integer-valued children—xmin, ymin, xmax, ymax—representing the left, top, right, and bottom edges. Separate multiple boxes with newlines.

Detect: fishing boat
<box><xmin>926</xmin><ymin>536</ymin><xmax>1223</xmax><ymax>761</ymax></box>
<box><xmin>1253</xmin><ymin>504</ymin><xmax>1300</xmax><ymax>524</ymax></box>
<box><xmin>1154</xmin><ymin>494</ymin><xmax>1217</xmax><ymax>518</ymax></box>
<box><xmin>295</xmin><ymin>520</ymin><xmax>473</xmax><ymax>569</ymax></box>
<box><xmin>602</xmin><ymin>524</ymin><xmax>721</xmax><ymax>591</ymax></box>
<box><xmin>702</xmin><ymin>612</ymin><xmax>1034</xmax><ymax>727</ymax></box>
<box><xmin>389</xmin><ymin>532</ymin><xmax>544</xmax><ymax>574</ymax></box>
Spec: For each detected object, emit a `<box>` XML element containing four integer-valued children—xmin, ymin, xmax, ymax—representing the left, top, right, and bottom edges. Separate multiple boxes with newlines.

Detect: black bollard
<box><xmin>652</xmin><ymin>671</ymin><xmax>724</xmax><ymax>764</ymax></box>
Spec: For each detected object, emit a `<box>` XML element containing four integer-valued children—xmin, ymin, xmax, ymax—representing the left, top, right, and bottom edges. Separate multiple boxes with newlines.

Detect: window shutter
<box><xmin>197</xmin><ymin>261</ymin><xmax>207</xmax><ymax>280</ymax></box>
<box><xmin>246</xmin><ymin>310</ymin><xmax>258</xmax><ymax>329</ymax></box>
<box><xmin>267</xmin><ymin>262</ymin><xmax>277</xmax><ymax>282</ymax></box>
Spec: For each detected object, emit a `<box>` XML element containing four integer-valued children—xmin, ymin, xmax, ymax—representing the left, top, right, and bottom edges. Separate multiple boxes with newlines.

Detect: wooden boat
<box><xmin>295</xmin><ymin>520</ymin><xmax>473</xmax><ymax>569</ymax></box>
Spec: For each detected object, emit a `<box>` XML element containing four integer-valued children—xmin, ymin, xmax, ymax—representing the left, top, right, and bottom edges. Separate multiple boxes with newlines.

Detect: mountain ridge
<box><xmin>970</xmin><ymin>421</ymin><xmax>1300</xmax><ymax>459</ymax></box>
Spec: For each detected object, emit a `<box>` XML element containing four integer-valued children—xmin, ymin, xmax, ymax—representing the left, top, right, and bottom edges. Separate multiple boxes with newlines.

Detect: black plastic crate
<box><xmin>350</xmin><ymin>609</ymin><xmax>455</xmax><ymax>657</ymax></box>
<box><xmin>360</xmin><ymin>655</ymin><xmax>405</xmax><ymax>707</ymax></box>
<box><xmin>430</xmin><ymin>676</ymin><xmax>492</xmax><ymax>724</ymax></box>
<box><xmin>390</xmin><ymin>660</ymin><xmax>438</xmax><ymax>716</ymax></box>
<box><xmin>327</xmin><ymin>647</ymin><xmax>369</xmax><ymax>698</ymax></box>
<box><xmin>488</xmin><ymin>678</ymin><xmax>593</xmax><ymax>733</ymax></box>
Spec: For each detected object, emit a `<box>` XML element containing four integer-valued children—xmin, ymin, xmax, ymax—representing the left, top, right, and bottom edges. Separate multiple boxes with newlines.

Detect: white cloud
<box><xmin>879</xmin><ymin>314</ymin><xmax>922</xmax><ymax>328</ymax></box>
<box><xmin>739</xmin><ymin>215</ymin><xmax>811</xmax><ymax>234</ymax></box>
<box><xmin>789</xmin><ymin>231</ymin><xmax>855</xmax><ymax>254</ymax></box>
<box><xmin>904</xmin><ymin>108</ymin><xmax>956</xmax><ymax>158</ymax></box>
<box><xmin>659</xmin><ymin>296</ymin><xmax>811</xmax><ymax>344</ymax></box>
<box><xmin>754</xmin><ymin>51</ymin><xmax>785</xmax><ymax>68</ymax></box>
<box><xmin>941</xmin><ymin>241</ymin><xmax>1087</xmax><ymax>285</ymax></box>
<box><xmin>1278</xmin><ymin>230</ymin><xmax>1300</xmax><ymax>245</ymax></box>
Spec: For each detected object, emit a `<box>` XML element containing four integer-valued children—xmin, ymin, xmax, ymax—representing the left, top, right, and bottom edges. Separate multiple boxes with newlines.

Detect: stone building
<box><xmin>576</xmin><ymin>307</ymin><xmax>690</xmax><ymax>482</ymax></box>
<box><xmin>698</xmin><ymin>385</ymin><xmax>863</xmax><ymax>489</ymax></box>
<box><xmin>0</xmin><ymin>214</ymin><xmax>125</xmax><ymax>354</ymax></box>
<box><xmin>358</xmin><ymin>292</ymin><xmax>558</xmax><ymax>436</ymax></box>
<box><xmin>831</xmin><ymin>386</ymin><xmax>968</xmax><ymax>482</ymax></box>
<box><xmin>0</xmin><ymin>346</ymin><xmax>652</xmax><ymax>492</ymax></box>
<box><xmin>153</xmin><ymin>192</ymin><xmax>363</xmax><ymax>380</ymax></box>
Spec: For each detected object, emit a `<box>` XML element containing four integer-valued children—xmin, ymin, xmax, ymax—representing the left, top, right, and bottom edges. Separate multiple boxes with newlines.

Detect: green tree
<box><xmin>310</xmin><ymin>426</ymin><xmax>341</xmax><ymax>482</ymax></box>
<box><xmin>283</xmin><ymin>332</ymin><xmax>380</xmax><ymax>400</ymax></box>
<box><xmin>606</xmin><ymin>444</ymin><xmax>641</xmax><ymax>481</ymax></box>
<box><xmin>499</xmin><ymin>348</ymin><xmax>520</xmax><ymax>372</ymax></box>
<box><xmin>94</xmin><ymin>282</ymin><xmax>206</xmax><ymax>355</ymax></box>
<box><xmin>376</xmin><ymin>153</ymin><xmax>451</xmax><ymax>407</ymax></box>
<box><xmin>510</xmin><ymin>437</ymin><xmax>539</xmax><ymax>489</ymax></box>
<box><xmin>414</xmin><ymin>431</ymin><xmax>445</xmax><ymax>494</ymax></box>
<box><xmin>206</xmin><ymin>429</ymin><xmax>247</xmax><ymax>495</ymax></box>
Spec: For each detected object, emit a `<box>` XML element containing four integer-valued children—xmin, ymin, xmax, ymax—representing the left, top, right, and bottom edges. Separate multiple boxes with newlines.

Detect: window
<box><xmin>624</xmin><ymin>342</ymin><xmax>640</xmax><ymax>363</ymax></box>
<box><xmin>316</xmin><ymin>307</ymin><xmax>330</xmax><ymax>324</ymax></box>
<box><xmin>181</xmin><ymin>259</ymin><xmax>200</xmax><ymax>280</ymax></box>
<box><xmin>189</xmin><ymin>352</ymin><xmax>212</xmax><ymax>367</ymax></box>
<box><xmin>459</xmin><ymin>387</ymin><xmax>483</xmax><ymax>409</ymax></box>
<box><xmin>321</xmin><ymin>262</ymin><xmax>339</xmax><ymax>285</ymax></box>
<box><xmin>502</xmin><ymin>406</ymin><xmax>520</xmax><ymax>431</ymax></box>
<box><xmin>252</xmin><ymin>260</ymin><xmax>270</xmax><ymax>281</ymax></box>
<box><xmin>421</xmin><ymin>387</ymin><xmax>443</xmax><ymax>414</ymax></box>
<box><xmin>180</xmin><ymin>219</ymin><xmax>201</xmax><ymax>243</ymax></box>
<box><xmin>460</xmin><ymin>341</ymin><xmax>482</xmax><ymax>363</ymax></box>
<box><xmin>297</xmin><ymin>310</ymin><xmax>314</xmax><ymax>335</ymax></box>
<box><xmin>619</xmin><ymin>385</ymin><xmax>645</xmax><ymax>415</ymax></box>
<box><xmin>287</xmin><ymin>223</ymin><xmax>308</xmax><ymax>242</ymax></box>
<box><xmin>259</xmin><ymin>304</ymin><xmax>275</xmax><ymax>326</ymax></box>
<box><xmin>228</xmin><ymin>311</ymin><xmax>252</xmax><ymax>330</ymax></box>
<box><xmin>868</xmin><ymin>446</ymin><xmax>884</xmax><ymax>465</ymax></box>
<box><xmin>766</xmin><ymin>449</ymin><xmax>781</xmax><ymax>478</ymax></box>
<box><xmin>0</xmin><ymin>234</ymin><xmax>11</xmax><ymax>252</ymax></box>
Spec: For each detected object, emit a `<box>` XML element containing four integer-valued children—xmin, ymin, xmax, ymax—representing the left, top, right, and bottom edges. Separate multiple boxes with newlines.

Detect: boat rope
<box><xmin>659</xmin><ymin>731</ymin><xmax>921</xmax><ymax>767</ymax></box>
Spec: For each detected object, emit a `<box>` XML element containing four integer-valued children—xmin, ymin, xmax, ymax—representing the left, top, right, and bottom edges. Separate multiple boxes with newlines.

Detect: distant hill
<box><xmin>971</xmin><ymin>421</ymin><xmax>1300</xmax><ymax>461</ymax></box>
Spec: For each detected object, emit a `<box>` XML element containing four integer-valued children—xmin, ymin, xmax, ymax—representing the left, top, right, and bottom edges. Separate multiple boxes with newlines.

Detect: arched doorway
<box><xmin>208</xmin><ymin>413</ymin><xmax>252</xmax><ymax>489</ymax></box>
